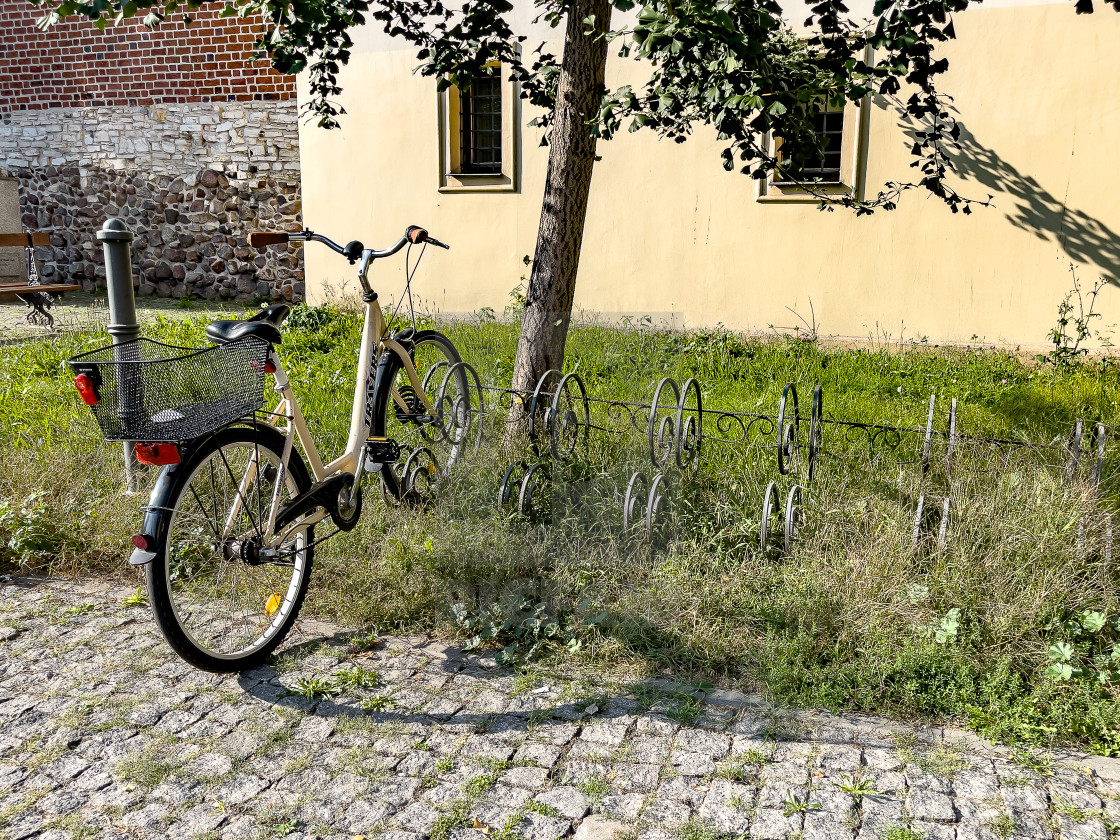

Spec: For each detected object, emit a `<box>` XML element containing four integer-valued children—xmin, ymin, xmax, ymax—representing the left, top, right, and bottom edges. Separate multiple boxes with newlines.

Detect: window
<box><xmin>437</xmin><ymin>65</ymin><xmax>519</xmax><ymax>192</ymax></box>
<box><xmin>773</xmin><ymin>101</ymin><xmax>845</xmax><ymax>184</ymax></box>
<box><xmin>758</xmin><ymin>92</ymin><xmax>870</xmax><ymax>202</ymax></box>
<box><xmin>459</xmin><ymin>76</ymin><xmax>503</xmax><ymax>174</ymax></box>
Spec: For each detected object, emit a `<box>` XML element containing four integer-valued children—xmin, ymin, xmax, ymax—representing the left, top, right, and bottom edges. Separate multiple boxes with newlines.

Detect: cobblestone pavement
<box><xmin>3</xmin><ymin>577</ymin><xmax>1120</xmax><ymax>840</ymax></box>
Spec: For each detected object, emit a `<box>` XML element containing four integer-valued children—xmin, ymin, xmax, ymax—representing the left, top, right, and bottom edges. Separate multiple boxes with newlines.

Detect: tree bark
<box><xmin>509</xmin><ymin>0</ymin><xmax>612</xmax><ymax>412</ymax></box>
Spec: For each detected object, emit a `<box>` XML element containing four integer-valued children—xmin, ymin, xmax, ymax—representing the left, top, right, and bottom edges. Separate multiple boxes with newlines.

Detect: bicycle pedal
<box><xmin>365</xmin><ymin>437</ymin><xmax>401</xmax><ymax>465</ymax></box>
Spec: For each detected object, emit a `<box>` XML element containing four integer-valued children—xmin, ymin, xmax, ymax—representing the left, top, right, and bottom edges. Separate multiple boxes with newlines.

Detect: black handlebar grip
<box><xmin>248</xmin><ymin>232</ymin><xmax>290</xmax><ymax>248</ymax></box>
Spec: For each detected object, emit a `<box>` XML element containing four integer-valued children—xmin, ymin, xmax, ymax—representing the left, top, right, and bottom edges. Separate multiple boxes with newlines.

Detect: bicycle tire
<box><xmin>371</xmin><ymin>330</ymin><xmax>470</xmax><ymax>501</ymax></box>
<box><xmin>144</xmin><ymin>423</ymin><xmax>315</xmax><ymax>672</ymax></box>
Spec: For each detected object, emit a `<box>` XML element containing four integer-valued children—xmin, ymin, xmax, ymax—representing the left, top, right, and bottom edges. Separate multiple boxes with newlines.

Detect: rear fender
<box><xmin>127</xmin><ymin>422</ymin><xmax>266</xmax><ymax>566</ymax></box>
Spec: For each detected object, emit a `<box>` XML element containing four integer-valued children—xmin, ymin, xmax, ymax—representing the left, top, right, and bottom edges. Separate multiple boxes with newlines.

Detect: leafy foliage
<box><xmin>1044</xmin><ymin>610</ymin><xmax>1120</xmax><ymax>687</ymax></box>
<box><xmin>121</xmin><ymin>587</ymin><xmax>149</xmax><ymax>608</ymax></box>
<box><xmin>451</xmin><ymin>597</ymin><xmax>607</xmax><ymax>665</ymax></box>
<box><xmin>281</xmin><ymin>675</ymin><xmax>337</xmax><ymax>700</ymax></box>
<box><xmin>25</xmin><ymin>0</ymin><xmax>1112</xmax><ymax>209</ymax></box>
<box><xmin>925</xmin><ymin>607</ymin><xmax>961</xmax><ymax>645</ymax></box>
<box><xmin>333</xmin><ymin>665</ymin><xmax>381</xmax><ymax>691</ymax></box>
<box><xmin>0</xmin><ymin>491</ymin><xmax>71</xmax><ymax>566</ymax></box>
<box><xmin>781</xmin><ymin>788</ymin><xmax>821</xmax><ymax>816</ymax></box>
<box><xmin>833</xmin><ymin>773</ymin><xmax>880</xmax><ymax>801</ymax></box>
<box><xmin>1040</xmin><ymin>268</ymin><xmax>1109</xmax><ymax>367</ymax></box>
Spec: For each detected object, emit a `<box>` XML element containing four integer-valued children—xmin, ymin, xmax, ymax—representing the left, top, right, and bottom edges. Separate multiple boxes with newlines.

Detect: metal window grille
<box><xmin>775</xmin><ymin>105</ymin><xmax>845</xmax><ymax>184</ymax></box>
<box><xmin>460</xmin><ymin>76</ymin><xmax>503</xmax><ymax>174</ymax></box>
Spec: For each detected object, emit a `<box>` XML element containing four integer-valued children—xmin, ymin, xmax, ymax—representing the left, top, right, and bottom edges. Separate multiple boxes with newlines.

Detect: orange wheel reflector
<box><xmin>265</xmin><ymin>593</ymin><xmax>282</xmax><ymax>617</ymax></box>
<box><xmin>135</xmin><ymin>443</ymin><xmax>182</xmax><ymax>466</ymax></box>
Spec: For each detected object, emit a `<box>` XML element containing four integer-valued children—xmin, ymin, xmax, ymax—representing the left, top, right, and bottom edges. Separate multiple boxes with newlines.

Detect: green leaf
<box><xmin>1080</xmin><ymin>610</ymin><xmax>1107</xmax><ymax>633</ymax></box>
<box><xmin>1044</xmin><ymin>662</ymin><xmax>1074</xmax><ymax>681</ymax></box>
<box><xmin>1049</xmin><ymin>642</ymin><xmax>1074</xmax><ymax>661</ymax></box>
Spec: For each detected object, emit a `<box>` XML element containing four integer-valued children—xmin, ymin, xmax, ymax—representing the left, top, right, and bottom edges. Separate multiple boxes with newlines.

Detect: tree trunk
<box><xmin>509</xmin><ymin>0</ymin><xmax>612</xmax><ymax>413</ymax></box>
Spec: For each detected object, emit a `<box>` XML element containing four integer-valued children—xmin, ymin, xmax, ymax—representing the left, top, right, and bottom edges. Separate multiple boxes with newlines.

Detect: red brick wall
<box><xmin>0</xmin><ymin>1</ymin><xmax>296</xmax><ymax>111</ymax></box>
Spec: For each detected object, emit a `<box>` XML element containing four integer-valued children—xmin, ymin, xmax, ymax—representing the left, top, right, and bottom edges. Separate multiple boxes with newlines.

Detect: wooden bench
<box><xmin>0</xmin><ymin>232</ymin><xmax>82</xmax><ymax>327</ymax></box>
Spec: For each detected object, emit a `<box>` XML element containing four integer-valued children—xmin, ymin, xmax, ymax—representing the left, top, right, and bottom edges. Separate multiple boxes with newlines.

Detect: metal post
<box><xmin>98</xmin><ymin>219</ymin><xmax>140</xmax><ymax>492</ymax></box>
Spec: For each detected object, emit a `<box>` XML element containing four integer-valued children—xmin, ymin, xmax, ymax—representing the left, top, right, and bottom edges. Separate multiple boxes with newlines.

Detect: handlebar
<box><xmin>248</xmin><ymin>225</ymin><xmax>448</xmax><ymax>299</ymax></box>
<box><xmin>247</xmin><ymin>226</ymin><xmax>450</xmax><ymax>260</ymax></box>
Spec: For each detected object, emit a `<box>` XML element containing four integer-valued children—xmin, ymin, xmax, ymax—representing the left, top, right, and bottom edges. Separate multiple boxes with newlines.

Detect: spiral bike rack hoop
<box><xmin>674</xmin><ymin>378</ymin><xmax>703</xmax><ymax>471</ymax></box>
<box><xmin>498</xmin><ymin>461</ymin><xmax>528</xmax><ymax>510</ymax></box>
<box><xmin>784</xmin><ymin>484</ymin><xmax>803</xmax><ymax>553</ymax></box>
<box><xmin>437</xmin><ymin>361</ymin><xmax>486</xmax><ymax>456</ymax></box>
<box><xmin>649</xmin><ymin>377</ymin><xmax>681</xmax><ymax>470</ymax></box>
<box><xmin>623</xmin><ymin>471</ymin><xmax>650</xmax><ymax>533</ymax></box>
<box><xmin>776</xmin><ymin>383</ymin><xmax>799</xmax><ymax>476</ymax></box>
<box><xmin>760</xmin><ymin>480</ymin><xmax>782</xmax><ymax>556</ymax></box>
<box><xmin>808</xmin><ymin>385</ymin><xmax>823</xmax><ymax>484</ymax></box>
<box><xmin>527</xmin><ymin>369</ymin><xmax>563</xmax><ymax>455</ymax></box>
<box><xmin>518</xmin><ymin>462</ymin><xmax>552</xmax><ymax>521</ymax></box>
<box><xmin>401</xmin><ymin>446</ymin><xmax>440</xmax><ymax>500</ymax></box>
<box><xmin>549</xmin><ymin>371</ymin><xmax>590</xmax><ymax>463</ymax></box>
<box><xmin>647</xmin><ymin>472</ymin><xmax>671</xmax><ymax>536</ymax></box>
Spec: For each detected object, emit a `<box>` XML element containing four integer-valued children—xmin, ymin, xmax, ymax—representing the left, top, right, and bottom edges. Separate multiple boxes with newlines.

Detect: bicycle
<box><xmin>68</xmin><ymin>225</ymin><xmax>476</xmax><ymax>672</ymax></box>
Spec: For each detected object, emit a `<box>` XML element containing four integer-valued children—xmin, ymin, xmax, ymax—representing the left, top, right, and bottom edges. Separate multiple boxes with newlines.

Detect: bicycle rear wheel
<box><xmin>144</xmin><ymin>424</ymin><xmax>315</xmax><ymax>672</ymax></box>
<box><xmin>373</xmin><ymin>329</ymin><xmax>472</xmax><ymax>501</ymax></box>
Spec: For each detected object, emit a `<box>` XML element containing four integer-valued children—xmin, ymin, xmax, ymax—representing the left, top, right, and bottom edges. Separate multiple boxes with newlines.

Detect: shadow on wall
<box><xmin>887</xmin><ymin>100</ymin><xmax>1120</xmax><ymax>288</ymax></box>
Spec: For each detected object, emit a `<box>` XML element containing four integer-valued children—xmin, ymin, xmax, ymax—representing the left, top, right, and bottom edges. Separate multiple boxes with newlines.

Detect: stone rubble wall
<box><xmin>0</xmin><ymin>100</ymin><xmax>305</xmax><ymax>302</ymax></box>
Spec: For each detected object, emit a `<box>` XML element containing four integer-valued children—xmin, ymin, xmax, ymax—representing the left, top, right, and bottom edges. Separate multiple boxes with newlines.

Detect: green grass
<box><xmin>577</xmin><ymin>773</ymin><xmax>612</xmax><ymax>803</ymax></box>
<box><xmin>881</xmin><ymin>826</ymin><xmax>925</xmax><ymax>840</ymax></box>
<box><xmin>333</xmin><ymin>665</ymin><xmax>381</xmax><ymax>692</ymax></box>
<box><xmin>984</xmin><ymin>814</ymin><xmax>1015</xmax><ymax>839</ymax></box>
<box><xmin>281</xmin><ymin>676</ymin><xmax>335</xmax><ymax>701</ymax></box>
<box><xmin>114</xmin><ymin>739</ymin><xmax>180</xmax><ymax>789</ymax></box>
<box><xmin>5</xmin><ymin>303</ymin><xmax>1120</xmax><ymax>753</ymax></box>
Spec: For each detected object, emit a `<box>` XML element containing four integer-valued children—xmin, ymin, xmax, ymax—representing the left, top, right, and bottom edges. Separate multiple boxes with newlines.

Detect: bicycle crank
<box><xmin>274</xmin><ymin>472</ymin><xmax>363</xmax><ymax>533</ymax></box>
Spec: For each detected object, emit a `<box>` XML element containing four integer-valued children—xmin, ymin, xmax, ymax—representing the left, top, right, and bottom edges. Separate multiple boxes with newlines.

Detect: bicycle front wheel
<box><xmin>373</xmin><ymin>329</ymin><xmax>472</xmax><ymax>501</ymax></box>
<box><xmin>144</xmin><ymin>424</ymin><xmax>315</xmax><ymax>672</ymax></box>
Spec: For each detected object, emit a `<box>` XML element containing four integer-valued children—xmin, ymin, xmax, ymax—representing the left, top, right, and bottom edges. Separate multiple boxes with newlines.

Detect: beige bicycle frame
<box><xmin>228</xmin><ymin>293</ymin><xmax>437</xmax><ymax>547</ymax></box>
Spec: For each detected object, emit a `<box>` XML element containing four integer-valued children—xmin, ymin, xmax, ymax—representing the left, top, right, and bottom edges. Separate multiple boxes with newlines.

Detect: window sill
<box><xmin>757</xmin><ymin>182</ymin><xmax>854</xmax><ymax>203</ymax></box>
<box><xmin>439</xmin><ymin>172</ymin><xmax>516</xmax><ymax>193</ymax></box>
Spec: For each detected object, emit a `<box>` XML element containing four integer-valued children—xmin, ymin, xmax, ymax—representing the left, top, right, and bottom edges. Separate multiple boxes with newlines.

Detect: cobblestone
<box><xmin>3</xmin><ymin>576</ymin><xmax>1120</xmax><ymax>840</ymax></box>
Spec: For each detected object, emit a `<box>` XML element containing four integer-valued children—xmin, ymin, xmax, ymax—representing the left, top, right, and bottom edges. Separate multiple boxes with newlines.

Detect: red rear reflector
<box><xmin>264</xmin><ymin>360</ymin><xmax>277</xmax><ymax>374</ymax></box>
<box><xmin>132</xmin><ymin>534</ymin><xmax>150</xmax><ymax>550</ymax></box>
<box><xmin>135</xmin><ymin>443</ymin><xmax>181</xmax><ymax>466</ymax></box>
<box><xmin>74</xmin><ymin>374</ymin><xmax>98</xmax><ymax>405</ymax></box>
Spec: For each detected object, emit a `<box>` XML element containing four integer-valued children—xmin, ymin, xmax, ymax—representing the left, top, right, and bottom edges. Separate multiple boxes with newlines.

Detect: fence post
<box><xmin>98</xmin><ymin>219</ymin><xmax>140</xmax><ymax>492</ymax></box>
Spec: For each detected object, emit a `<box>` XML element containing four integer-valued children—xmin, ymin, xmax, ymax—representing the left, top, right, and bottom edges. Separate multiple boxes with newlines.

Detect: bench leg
<box><xmin>15</xmin><ymin>292</ymin><xmax>55</xmax><ymax>328</ymax></box>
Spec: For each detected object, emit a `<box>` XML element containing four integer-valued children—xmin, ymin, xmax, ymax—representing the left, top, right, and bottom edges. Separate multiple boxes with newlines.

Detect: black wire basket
<box><xmin>67</xmin><ymin>337</ymin><xmax>271</xmax><ymax>443</ymax></box>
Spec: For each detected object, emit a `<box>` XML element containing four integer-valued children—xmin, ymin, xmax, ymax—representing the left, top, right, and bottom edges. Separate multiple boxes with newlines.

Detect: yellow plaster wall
<box><xmin>298</xmin><ymin>2</ymin><xmax>1120</xmax><ymax>348</ymax></box>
